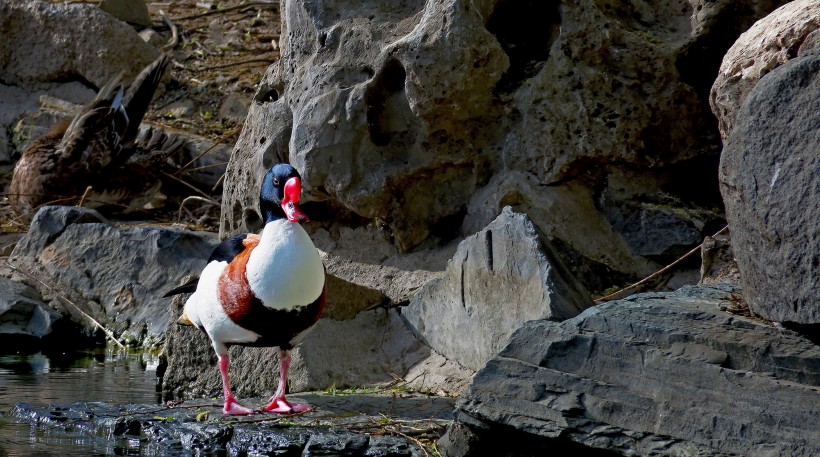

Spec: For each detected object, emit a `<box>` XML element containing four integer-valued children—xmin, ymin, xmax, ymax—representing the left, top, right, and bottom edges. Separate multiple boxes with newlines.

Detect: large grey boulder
<box><xmin>9</xmin><ymin>206</ymin><xmax>218</xmax><ymax>344</ymax></box>
<box><xmin>442</xmin><ymin>284</ymin><xmax>820</xmax><ymax>456</ymax></box>
<box><xmin>0</xmin><ymin>0</ymin><xmax>159</xmax><ymax>89</ymax></box>
<box><xmin>719</xmin><ymin>55</ymin><xmax>820</xmax><ymax>325</ymax></box>
<box><xmin>402</xmin><ymin>207</ymin><xmax>594</xmax><ymax>371</ymax></box>
<box><xmin>710</xmin><ymin>0</ymin><xmax>820</xmax><ymax>141</ymax></box>
<box><xmin>221</xmin><ymin>0</ymin><xmax>782</xmax><ymax>286</ymax></box>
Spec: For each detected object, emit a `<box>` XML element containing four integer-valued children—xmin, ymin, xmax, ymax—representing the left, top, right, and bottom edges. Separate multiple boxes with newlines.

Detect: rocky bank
<box><xmin>1</xmin><ymin>0</ymin><xmax>818</xmax><ymax>456</ymax></box>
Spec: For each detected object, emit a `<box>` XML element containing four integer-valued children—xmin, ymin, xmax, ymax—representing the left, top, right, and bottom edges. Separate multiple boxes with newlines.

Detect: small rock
<box><xmin>163</xmin><ymin>100</ymin><xmax>196</xmax><ymax>119</ymax></box>
<box><xmin>207</xmin><ymin>19</ymin><xmax>241</xmax><ymax>49</ymax></box>
<box><xmin>218</xmin><ymin>94</ymin><xmax>249</xmax><ymax>124</ymax></box>
<box><xmin>699</xmin><ymin>230</ymin><xmax>738</xmax><ymax>284</ymax></box>
<box><xmin>139</xmin><ymin>28</ymin><xmax>166</xmax><ymax>48</ymax></box>
<box><xmin>99</xmin><ymin>0</ymin><xmax>152</xmax><ymax>27</ymax></box>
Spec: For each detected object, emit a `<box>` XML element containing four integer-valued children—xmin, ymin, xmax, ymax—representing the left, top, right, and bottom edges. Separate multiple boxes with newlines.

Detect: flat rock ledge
<box><xmin>441</xmin><ymin>284</ymin><xmax>820</xmax><ymax>457</ymax></box>
<box><xmin>10</xmin><ymin>392</ymin><xmax>454</xmax><ymax>456</ymax></box>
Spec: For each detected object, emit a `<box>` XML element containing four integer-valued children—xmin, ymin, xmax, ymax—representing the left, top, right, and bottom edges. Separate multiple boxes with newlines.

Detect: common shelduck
<box><xmin>166</xmin><ymin>163</ymin><xmax>326</xmax><ymax>415</ymax></box>
<box><xmin>9</xmin><ymin>53</ymin><xmax>184</xmax><ymax>219</ymax></box>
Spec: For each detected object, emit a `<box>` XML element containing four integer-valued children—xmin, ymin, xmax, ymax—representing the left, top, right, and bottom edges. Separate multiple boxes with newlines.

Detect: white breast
<box><xmin>245</xmin><ymin>219</ymin><xmax>325</xmax><ymax>310</ymax></box>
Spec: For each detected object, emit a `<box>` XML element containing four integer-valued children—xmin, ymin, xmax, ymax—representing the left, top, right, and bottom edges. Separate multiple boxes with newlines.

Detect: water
<box><xmin>0</xmin><ymin>348</ymin><xmax>160</xmax><ymax>456</ymax></box>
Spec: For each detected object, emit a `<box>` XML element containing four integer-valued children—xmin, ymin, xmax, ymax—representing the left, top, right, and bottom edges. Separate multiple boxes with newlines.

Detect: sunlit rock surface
<box><xmin>220</xmin><ymin>0</ymin><xmax>785</xmax><ymax>283</ymax></box>
<box><xmin>9</xmin><ymin>206</ymin><xmax>218</xmax><ymax>342</ymax></box>
<box><xmin>402</xmin><ymin>207</ymin><xmax>594</xmax><ymax>371</ymax></box>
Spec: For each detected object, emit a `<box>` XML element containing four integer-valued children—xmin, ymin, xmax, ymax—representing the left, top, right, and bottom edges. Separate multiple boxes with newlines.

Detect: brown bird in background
<box><xmin>9</xmin><ymin>53</ymin><xmax>185</xmax><ymax>220</ymax></box>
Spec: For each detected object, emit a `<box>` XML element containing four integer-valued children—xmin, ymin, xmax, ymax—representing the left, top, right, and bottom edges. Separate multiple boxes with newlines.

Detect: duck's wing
<box><xmin>56</xmin><ymin>53</ymin><xmax>172</xmax><ymax>171</ymax></box>
<box><xmin>54</xmin><ymin>75</ymin><xmax>128</xmax><ymax>173</ymax></box>
<box><xmin>121</xmin><ymin>53</ymin><xmax>172</xmax><ymax>145</ymax></box>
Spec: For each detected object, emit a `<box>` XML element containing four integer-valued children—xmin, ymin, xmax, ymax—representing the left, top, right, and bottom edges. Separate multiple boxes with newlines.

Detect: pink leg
<box><xmin>218</xmin><ymin>354</ymin><xmax>254</xmax><ymax>415</ymax></box>
<box><xmin>261</xmin><ymin>349</ymin><xmax>312</xmax><ymax>413</ymax></box>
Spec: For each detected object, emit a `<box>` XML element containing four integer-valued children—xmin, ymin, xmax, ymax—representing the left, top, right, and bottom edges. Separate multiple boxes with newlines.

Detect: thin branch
<box><xmin>160</xmin><ymin>171</ymin><xmax>219</xmax><ymax>202</ymax></box>
<box><xmin>77</xmin><ymin>186</ymin><xmax>93</xmax><ymax>208</ymax></box>
<box><xmin>5</xmin><ymin>260</ymin><xmax>127</xmax><ymax>350</ymax></box>
<box><xmin>177</xmin><ymin>195</ymin><xmax>218</xmax><ymax>221</ymax></box>
<box><xmin>177</xmin><ymin>143</ymin><xmax>221</xmax><ymax>175</ymax></box>
<box><xmin>183</xmin><ymin>161</ymin><xmax>229</xmax><ymax>173</ymax></box>
<box><xmin>594</xmin><ymin>225</ymin><xmax>730</xmax><ymax>303</ymax></box>
<box><xmin>211</xmin><ymin>172</ymin><xmax>226</xmax><ymax>193</ymax></box>
<box><xmin>161</xmin><ymin>12</ymin><xmax>180</xmax><ymax>50</ymax></box>
<box><xmin>196</xmin><ymin>58</ymin><xmax>276</xmax><ymax>71</ymax></box>
<box><xmin>171</xmin><ymin>2</ymin><xmax>278</xmax><ymax>21</ymax></box>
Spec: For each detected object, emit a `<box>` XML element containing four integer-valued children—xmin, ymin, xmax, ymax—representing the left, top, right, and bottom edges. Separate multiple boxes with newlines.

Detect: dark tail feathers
<box><xmin>163</xmin><ymin>277</ymin><xmax>199</xmax><ymax>297</ymax></box>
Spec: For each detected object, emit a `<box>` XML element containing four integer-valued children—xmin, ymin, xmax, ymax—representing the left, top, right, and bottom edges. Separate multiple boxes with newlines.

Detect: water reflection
<box><xmin>0</xmin><ymin>354</ymin><xmax>50</xmax><ymax>375</ymax></box>
<box><xmin>0</xmin><ymin>348</ymin><xmax>160</xmax><ymax>456</ymax></box>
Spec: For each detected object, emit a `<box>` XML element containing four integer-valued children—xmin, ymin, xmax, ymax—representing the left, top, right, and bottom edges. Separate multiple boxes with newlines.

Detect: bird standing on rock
<box><xmin>166</xmin><ymin>163</ymin><xmax>326</xmax><ymax>415</ymax></box>
<box><xmin>8</xmin><ymin>52</ymin><xmax>183</xmax><ymax>219</ymax></box>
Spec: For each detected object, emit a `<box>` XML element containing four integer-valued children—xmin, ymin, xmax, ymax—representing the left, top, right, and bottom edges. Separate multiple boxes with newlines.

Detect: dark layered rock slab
<box><xmin>163</xmin><ymin>303</ymin><xmax>433</xmax><ymax>399</ymax></box>
<box><xmin>443</xmin><ymin>284</ymin><xmax>820</xmax><ymax>456</ymax></box>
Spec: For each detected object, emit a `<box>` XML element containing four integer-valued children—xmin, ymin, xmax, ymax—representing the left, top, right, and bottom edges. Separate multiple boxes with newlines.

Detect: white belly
<box><xmin>184</xmin><ymin>261</ymin><xmax>260</xmax><ymax>353</ymax></box>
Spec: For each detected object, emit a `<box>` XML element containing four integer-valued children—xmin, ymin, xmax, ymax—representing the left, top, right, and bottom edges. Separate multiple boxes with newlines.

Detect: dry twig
<box><xmin>177</xmin><ymin>195</ymin><xmax>218</xmax><ymax>222</ymax></box>
<box><xmin>161</xmin><ymin>12</ymin><xmax>180</xmax><ymax>50</ymax></box>
<box><xmin>196</xmin><ymin>57</ymin><xmax>277</xmax><ymax>71</ymax></box>
<box><xmin>160</xmin><ymin>171</ymin><xmax>220</xmax><ymax>203</ymax></box>
<box><xmin>171</xmin><ymin>2</ymin><xmax>278</xmax><ymax>21</ymax></box>
<box><xmin>77</xmin><ymin>185</ymin><xmax>93</xmax><ymax>208</ymax></box>
<box><xmin>595</xmin><ymin>225</ymin><xmax>730</xmax><ymax>303</ymax></box>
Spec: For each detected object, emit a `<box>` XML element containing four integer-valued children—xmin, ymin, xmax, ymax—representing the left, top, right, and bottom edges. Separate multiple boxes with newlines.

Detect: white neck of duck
<box><xmin>245</xmin><ymin>218</ymin><xmax>324</xmax><ymax>310</ymax></box>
